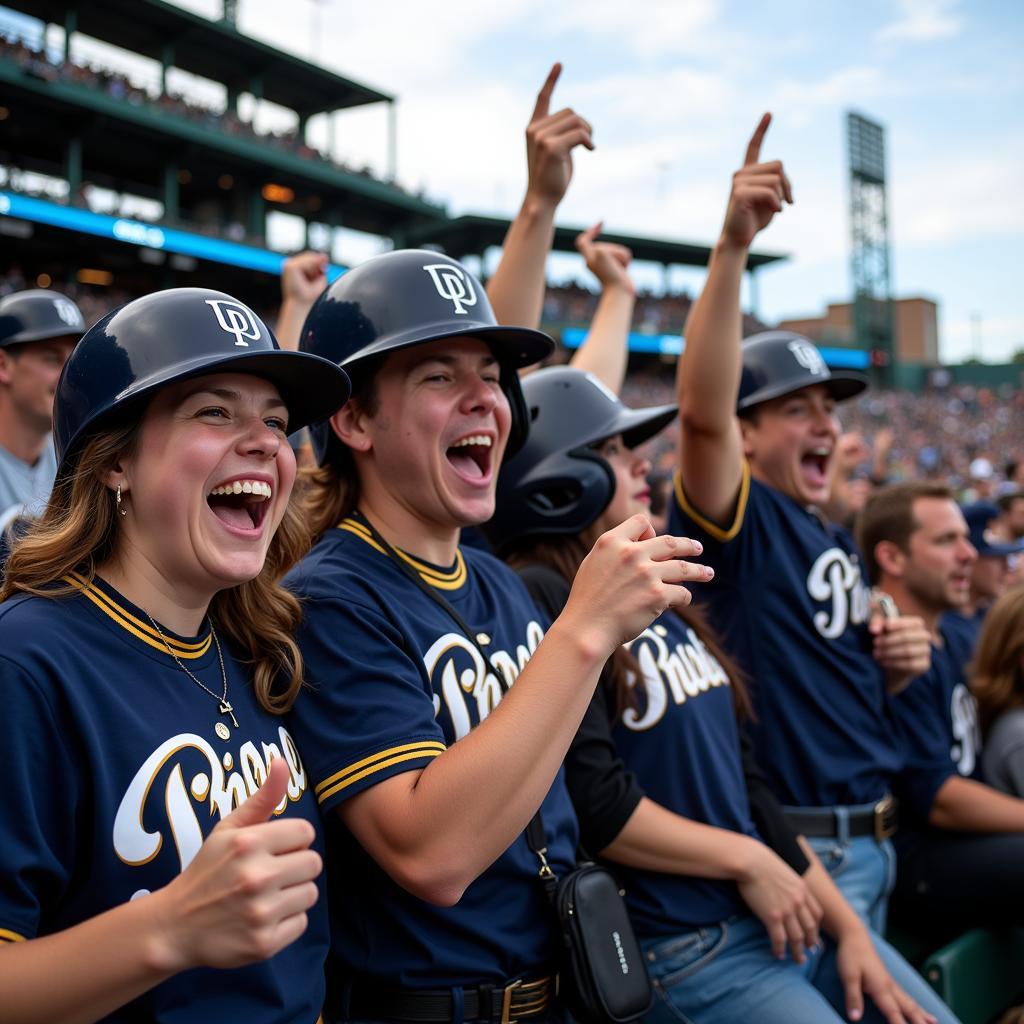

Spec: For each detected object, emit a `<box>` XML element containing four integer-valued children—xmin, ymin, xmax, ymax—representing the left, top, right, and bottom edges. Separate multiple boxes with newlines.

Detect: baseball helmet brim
<box><xmin>737</xmin><ymin>370</ymin><xmax>868</xmax><ymax>412</ymax></box>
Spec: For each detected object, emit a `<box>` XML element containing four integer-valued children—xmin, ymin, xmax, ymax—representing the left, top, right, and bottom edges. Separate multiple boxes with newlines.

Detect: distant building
<box><xmin>778</xmin><ymin>297</ymin><xmax>939</xmax><ymax>365</ymax></box>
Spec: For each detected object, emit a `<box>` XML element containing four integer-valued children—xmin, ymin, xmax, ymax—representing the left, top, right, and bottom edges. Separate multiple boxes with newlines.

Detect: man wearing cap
<box><xmin>946</xmin><ymin>501</ymin><xmax>1024</xmax><ymax>644</ymax></box>
<box><xmin>856</xmin><ymin>481</ymin><xmax>1024</xmax><ymax>938</ymax></box>
<box><xmin>670</xmin><ymin>116</ymin><xmax>954</xmax><ymax>1018</ymax></box>
<box><xmin>0</xmin><ymin>289</ymin><xmax>84</xmax><ymax>529</ymax></box>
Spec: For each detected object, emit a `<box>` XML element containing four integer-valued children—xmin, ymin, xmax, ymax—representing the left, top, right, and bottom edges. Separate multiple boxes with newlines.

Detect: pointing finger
<box><xmin>531</xmin><ymin>62</ymin><xmax>562</xmax><ymax>123</ymax></box>
<box><xmin>744</xmin><ymin>112</ymin><xmax>772</xmax><ymax>167</ymax></box>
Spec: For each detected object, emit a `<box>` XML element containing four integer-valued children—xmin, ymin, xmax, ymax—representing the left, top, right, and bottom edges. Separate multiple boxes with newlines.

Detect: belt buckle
<box><xmin>873</xmin><ymin>794</ymin><xmax>897</xmax><ymax>841</ymax></box>
<box><xmin>500</xmin><ymin>980</ymin><xmax>522</xmax><ymax>1024</ymax></box>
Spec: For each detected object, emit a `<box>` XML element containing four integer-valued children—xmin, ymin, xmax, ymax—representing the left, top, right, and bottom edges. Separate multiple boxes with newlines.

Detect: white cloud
<box><xmin>877</xmin><ymin>0</ymin><xmax>965</xmax><ymax>43</ymax></box>
<box><xmin>547</xmin><ymin>0</ymin><xmax>722</xmax><ymax>57</ymax></box>
<box><xmin>892</xmin><ymin>150</ymin><xmax>1024</xmax><ymax>246</ymax></box>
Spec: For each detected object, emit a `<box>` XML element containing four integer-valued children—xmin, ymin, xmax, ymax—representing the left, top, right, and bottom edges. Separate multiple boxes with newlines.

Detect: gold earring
<box><xmin>116</xmin><ymin>484</ymin><xmax>128</xmax><ymax>517</ymax></box>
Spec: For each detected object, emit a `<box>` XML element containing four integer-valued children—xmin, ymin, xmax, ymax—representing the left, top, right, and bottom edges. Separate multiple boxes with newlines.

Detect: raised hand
<box><xmin>869</xmin><ymin>612</ymin><xmax>932</xmax><ymax>694</ymax></box>
<box><xmin>721</xmin><ymin>112</ymin><xmax>793</xmax><ymax>250</ymax></box>
<box><xmin>561</xmin><ymin>514</ymin><xmax>712</xmax><ymax>656</ymax></box>
<box><xmin>150</xmin><ymin>757</ymin><xmax>321</xmax><ymax>973</ymax></box>
<box><xmin>281</xmin><ymin>251</ymin><xmax>329</xmax><ymax>306</ymax></box>
<box><xmin>525</xmin><ymin>63</ymin><xmax>595</xmax><ymax>210</ymax></box>
<box><xmin>576</xmin><ymin>221</ymin><xmax>636</xmax><ymax>296</ymax></box>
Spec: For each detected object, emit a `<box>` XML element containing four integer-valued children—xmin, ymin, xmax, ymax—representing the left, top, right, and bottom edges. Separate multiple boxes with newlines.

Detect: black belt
<box><xmin>345</xmin><ymin>975</ymin><xmax>555</xmax><ymax>1023</ymax></box>
<box><xmin>785</xmin><ymin>795</ymin><xmax>898</xmax><ymax>842</ymax></box>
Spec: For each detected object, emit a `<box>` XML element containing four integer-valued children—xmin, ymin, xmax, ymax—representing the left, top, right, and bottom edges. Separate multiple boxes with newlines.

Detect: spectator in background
<box><xmin>995</xmin><ymin>490</ymin><xmax>1024</xmax><ymax>540</ymax></box>
<box><xmin>0</xmin><ymin>289</ymin><xmax>84</xmax><ymax>530</ymax></box>
<box><xmin>947</xmin><ymin>502</ymin><xmax>1024</xmax><ymax>641</ymax></box>
<box><xmin>972</xmin><ymin>587</ymin><xmax>1024</xmax><ymax>799</ymax></box>
<box><xmin>857</xmin><ymin>482</ymin><xmax>1024</xmax><ymax>943</ymax></box>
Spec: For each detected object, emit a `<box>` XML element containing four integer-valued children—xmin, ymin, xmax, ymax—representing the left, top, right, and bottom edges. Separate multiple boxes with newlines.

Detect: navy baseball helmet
<box><xmin>962</xmin><ymin>502</ymin><xmax>1024</xmax><ymax>558</ymax></box>
<box><xmin>0</xmin><ymin>289</ymin><xmax>85</xmax><ymax>348</ymax></box>
<box><xmin>738</xmin><ymin>331</ymin><xmax>868</xmax><ymax>414</ymax></box>
<box><xmin>53</xmin><ymin>287</ymin><xmax>351</xmax><ymax>474</ymax></box>
<box><xmin>300</xmin><ymin>249</ymin><xmax>554</xmax><ymax>465</ymax></box>
<box><xmin>485</xmin><ymin>366</ymin><xmax>677</xmax><ymax>552</ymax></box>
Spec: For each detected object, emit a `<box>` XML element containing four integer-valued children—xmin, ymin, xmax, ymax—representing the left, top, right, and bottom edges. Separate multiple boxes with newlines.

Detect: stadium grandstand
<box><xmin>1</xmin><ymin>0</ymin><xmax>1022</xmax><ymax>494</ymax></box>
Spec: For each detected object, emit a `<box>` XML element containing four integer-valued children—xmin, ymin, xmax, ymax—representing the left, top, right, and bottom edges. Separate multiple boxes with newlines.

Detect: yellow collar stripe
<box><xmin>673</xmin><ymin>460</ymin><xmax>751</xmax><ymax>544</ymax></box>
<box><xmin>338</xmin><ymin>519</ymin><xmax>467</xmax><ymax>590</ymax></box>
<box><xmin>0</xmin><ymin>928</ymin><xmax>26</xmax><ymax>942</ymax></box>
<box><xmin>64</xmin><ymin>573</ymin><xmax>212</xmax><ymax>660</ymax></box>
<box><xmin>315</xmin><ymin>740</ymin><xmax>446</xmax><ymax>803</ymax></box>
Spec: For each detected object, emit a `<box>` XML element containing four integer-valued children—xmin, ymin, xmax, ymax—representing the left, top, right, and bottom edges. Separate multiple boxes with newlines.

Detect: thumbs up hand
<box><xmin>147</xmin><ymin>757</ymin><xmax>322</xmax><ymax>973</ymax></box>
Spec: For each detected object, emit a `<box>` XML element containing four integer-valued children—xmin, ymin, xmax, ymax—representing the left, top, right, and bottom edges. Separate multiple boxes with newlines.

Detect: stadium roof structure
<box><xmin>6</xmin><ymin>0</ymin><xmax>391</xmax><ymax>116</ymax></box>
<box><xmin>401</xmin><ymin>214</ymin><xmax>787</xmax><ymax>271</ymax></box>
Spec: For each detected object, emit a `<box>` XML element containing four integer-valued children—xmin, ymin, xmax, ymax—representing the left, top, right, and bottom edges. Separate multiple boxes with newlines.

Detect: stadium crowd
<box><xmin>0</xmin><ymin>33</ymin><xmax>426</xmax><ymax>203</ymax></box>
<box><xmin>1</xmin><ymin>59</ymin><xmax>1024</xmax><ymax>1024</ymax></box>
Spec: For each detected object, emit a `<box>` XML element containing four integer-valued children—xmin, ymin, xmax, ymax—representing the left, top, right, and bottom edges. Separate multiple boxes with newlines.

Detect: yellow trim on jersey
<box><xmin>0</xmin><ymin>928</ymin><xmax>26</xmax><ymax>942</ymax></box>
<box><xmin>674</xmin><ymin>460</ymin><xmax>751</xmax><ymax>544</ymax></box>
<box><xmin>315</xmin><ymin>740</ymin><xmax>446</xmax><ymax>804</ymax></box>
<box><xmin>63</xmin><ymin>572</ymin><xmax>212</xmax><ymax>660</ymax></box>
<box><xmin>337</xmin><ymin>518</ymin><xmax>468</xmax><ymax>590</ymax></box>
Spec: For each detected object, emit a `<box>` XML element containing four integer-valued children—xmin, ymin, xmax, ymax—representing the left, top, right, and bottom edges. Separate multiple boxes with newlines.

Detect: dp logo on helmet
<box><xmin>205</xmin><ymin>298</ymin><xmax>262</xmax><ymax>347</ymax></box>
<box><xmin>423</xmin><ymin>263</ymin><xmax>478</xmax><ymax>316</ymax></box>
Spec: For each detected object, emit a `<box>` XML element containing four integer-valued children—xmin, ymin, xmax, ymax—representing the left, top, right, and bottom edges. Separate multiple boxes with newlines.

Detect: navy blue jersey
<box><xmin>284</xmin><ymin>517</ymin><xmax>578</xmax><ymax>990</ymax></box>
<box><xmin>607</xmin><ymin>610</ymin><xmax>756</xmax><ymax>934</ymax></box>
<box><xmin>0</xmin><ymin>574</ymin><xmax>328</xmax><ymax>1024</ymax></box>
<box><xmin>940</xmin><ymin>608</ymin><xmax>985</xmax><ymax>656</ymax></box>
<box><xmin>891</xmin><ymin>618</ymin><xmax>980</xmax><ymax>822</ymax></box>
<box><xmin>670</xmin><ymin>466</ymin><xmax>911</xmax><ymax>808</ymax></box>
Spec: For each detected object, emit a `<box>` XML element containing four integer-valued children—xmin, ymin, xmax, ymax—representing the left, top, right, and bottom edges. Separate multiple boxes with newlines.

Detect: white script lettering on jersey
<box><xmin>806</xmin><ymin>547</ymin><xmax>871</xmax><ymax>639</ymax></box>
<box><xmin>113</xmin><ymin>726</ymin><xmax>308</xmax><ymax>888</ymax></box>
<box><xmin>622</xmin><ymin>622</ymin><xmax>730</xmax><ymax>732</ymax></box>
<box><xmin>424</xmin><ymin>622</ymin><xmax>545</xmax><ymax>740</ymax></box>
<box><xmin>950</xmin><ymin>683</ymin><xmax>982</xmax><ymax>776</ymax></box>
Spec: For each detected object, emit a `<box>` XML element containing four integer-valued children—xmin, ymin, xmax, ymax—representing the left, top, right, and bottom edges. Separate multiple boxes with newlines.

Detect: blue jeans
<box><xmin>641</xmin><ymin>915</ymin><xmax>846</xmax><ymax>1023</ymax></box>
<box><xmin>804</xmin><ymin>835</ymin><xmax>962</xmax><ymax>1024</ymax></box>
<box><xmin>641</xmin><ymin>911</ymin><xmax>962</xmax><ymax>1024</ymax></box>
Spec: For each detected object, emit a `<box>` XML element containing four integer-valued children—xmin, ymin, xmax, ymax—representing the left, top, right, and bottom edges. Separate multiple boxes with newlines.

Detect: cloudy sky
<box><xmin>31</xmin><ymin>0</ymin><xmax>1024</xmax><ymax>362</ymax></box>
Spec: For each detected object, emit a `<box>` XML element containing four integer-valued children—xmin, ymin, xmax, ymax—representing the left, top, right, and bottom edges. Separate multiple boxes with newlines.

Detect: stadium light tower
<box><xmin>846</xmin><ymin>112</ymin><xmax>895</xmax><ymax>385</ymax></box>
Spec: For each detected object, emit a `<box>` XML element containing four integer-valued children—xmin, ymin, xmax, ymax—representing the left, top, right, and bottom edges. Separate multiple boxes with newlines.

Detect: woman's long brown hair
<box><xmin>970</xmin><ymin>587</ymin><xmax>1024</xmax><ymax>736</ymax></box>
<box><xmin>2</xmin><ymin>424</ymin><xmax>311</xmax><ymax>714</ymax></box>
<box><xmin>506</xmin><ymin>532</ymin><xmax>751</xmax><ymax>721</ymax></box>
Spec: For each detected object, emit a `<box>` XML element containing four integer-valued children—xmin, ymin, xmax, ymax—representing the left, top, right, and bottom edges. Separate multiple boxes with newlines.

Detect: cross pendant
<box><xmin>219</xmin><ymin>700</ymin><xmax>239</xmax><ymax>728</ymax></box>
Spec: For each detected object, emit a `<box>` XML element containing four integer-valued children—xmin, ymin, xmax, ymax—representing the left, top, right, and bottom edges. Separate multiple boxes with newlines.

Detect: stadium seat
<box><xmin>920</xmin><ymin>927</ymin><xmax>1024</xmax><ymax>1024</ymax></box>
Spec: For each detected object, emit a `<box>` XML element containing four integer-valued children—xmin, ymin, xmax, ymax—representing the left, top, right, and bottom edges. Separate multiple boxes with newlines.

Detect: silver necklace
<box><xmin>145</xmin><ymin>611</ymin><xmax>239</xmax><ymax>735</ymax></box>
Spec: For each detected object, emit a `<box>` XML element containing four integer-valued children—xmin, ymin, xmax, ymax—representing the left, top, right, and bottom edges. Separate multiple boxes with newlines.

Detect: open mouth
<box><xmin>800</xmin><ymin>447</ymin><xmax>831</xmax><ymax>488</ymax></box>
<box><xmin>206</xmin><ymin>478</ymin><xmax>273</xmax><ymax>532</ymax></box>
<box><xmin>446</xmin><ymin>433</ymin><xmax>494</xmax><ymax>483</ymax></box>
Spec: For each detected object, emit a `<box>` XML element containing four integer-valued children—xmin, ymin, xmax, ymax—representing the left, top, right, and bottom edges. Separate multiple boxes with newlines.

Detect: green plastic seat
<box><xmin>921</xmin><ymin>927</ymin><xmax>1024</xmax><ymax>1024</ymax></box>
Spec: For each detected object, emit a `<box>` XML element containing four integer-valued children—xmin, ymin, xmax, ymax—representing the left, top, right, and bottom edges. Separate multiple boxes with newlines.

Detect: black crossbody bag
<box><xmin>353</xmin><ymin>513</ymin><xmax>652</xmax><ymax>1024</ymax></box>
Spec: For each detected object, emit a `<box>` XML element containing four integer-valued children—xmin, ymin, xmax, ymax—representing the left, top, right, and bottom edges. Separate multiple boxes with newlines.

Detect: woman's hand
<box><xmin>561</xmin><ymin>514</ymin><xmax>712</xmax><ymax>657</ymax></box>
<box><xmin>148</xmin><ymin>757</ymin><xmax>322</xmax><ymax>973</ymax></box>
<box><xmin>736</xmin><ymin>841</ymin><xmax>823</xmax><ymax>963</ymax></box>
<box><xmin>835</xmin><ymin>927</ymin><xmax>938</xmax><ymax>1024</ymax></box>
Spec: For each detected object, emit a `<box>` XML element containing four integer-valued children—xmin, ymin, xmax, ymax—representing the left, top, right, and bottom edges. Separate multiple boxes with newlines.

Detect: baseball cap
<box><xmin>962</xmin><ymin>502</ymin><xmax>1024</xmax><ymax>557</ymax></box>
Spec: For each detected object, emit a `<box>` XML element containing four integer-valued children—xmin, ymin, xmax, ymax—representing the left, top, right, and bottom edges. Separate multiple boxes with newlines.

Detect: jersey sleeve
<box><xmin>890</xmin><ymin>671</ymin><xmax>957</xmax><ymax>822</ymax></box>
<box><xmin>0</xmin><ymin>658</ymin><xmax>79</xmax><ymax>944</ymax></box>
<box><xmin>286</xmin><ymin>597</ymin><xmax>447</xmax><ymax>817</ymax></box>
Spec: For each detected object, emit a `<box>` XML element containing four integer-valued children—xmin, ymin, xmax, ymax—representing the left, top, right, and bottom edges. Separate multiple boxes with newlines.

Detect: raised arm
<box><xmin>676</xmin><ymin>114</ymin><xmax>792</xmax><ymax>524</ymax></box>
<box><xmin>486</xmin><ymin>63</ymin><xmax>594</xmax><ymax>332</ymax></box>
<box><xmin>275</xmin><ymin>251</ymin><xmax>329</xmax><ymax>351</ymax></box>
<box><xmin>565</xmin><ymin>222</ymin><xmax>635</xmax><ymax>393</ymax></box>
<box><xmin>338</xmin><ymin>519</ymin><xmax>711</xmax><ymax>906</ymax></box>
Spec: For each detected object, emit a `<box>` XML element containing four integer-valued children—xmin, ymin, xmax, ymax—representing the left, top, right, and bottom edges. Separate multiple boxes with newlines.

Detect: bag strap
<box><xmin>351</xmin><ymin>511</ymin><xmax>558</xmax><ymax>885</ymax></box>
